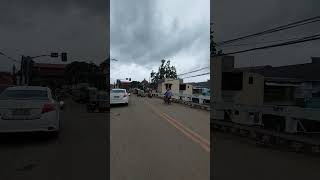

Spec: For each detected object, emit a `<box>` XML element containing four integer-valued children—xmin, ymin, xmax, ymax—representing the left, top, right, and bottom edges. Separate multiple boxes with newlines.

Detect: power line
<box><xmin>218</xmin><ymin>36</ymin><xmax>303</xmax><ymax>48</ymax></box>
<box><xmin>0</xmin><ymin>51</ymin><xmax>19</xmax><ymax>63</ymax></box>
<box><xmin>215</xmin><ymin>16</ymin><xmax>320</xmax><ymax>46</ymax></box>
<box><xmin>216</xmin><ymin>33</ymin><xmax>320</xmax><ymax>56</ymax></box>
<box><xmin>178</xmin><ymin>67</ymin><xmax>209</xmax><ymax>76</ymax></box>
<box><xmin>181</xmin><ymin>72</ymin><xmax>210</xmax><ymax>79</ymax></box>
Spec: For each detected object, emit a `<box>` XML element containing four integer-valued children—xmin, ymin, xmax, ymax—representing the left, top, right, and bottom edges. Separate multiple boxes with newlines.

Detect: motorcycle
<box><xmin>164</xmin><ymin>96</ymin><xmax>172</xmax><ymax>104</ymax></box>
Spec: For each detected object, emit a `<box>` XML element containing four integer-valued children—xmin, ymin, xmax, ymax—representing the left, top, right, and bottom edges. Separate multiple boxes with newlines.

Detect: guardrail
<box><xmin>153</xmin><ymin>93</ymin><xmax>210</xmax><ymax>111</ymax></box>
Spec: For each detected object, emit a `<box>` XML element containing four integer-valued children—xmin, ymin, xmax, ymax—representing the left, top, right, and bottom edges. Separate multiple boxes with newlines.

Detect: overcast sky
<box><xmin>110</xmin><ymin>0</ymin><xmax>210</xmax><ymax>84</ymax></box>
<box><xmin>0</xmin><ymin>0</ymin><xmax>108</xmax><ymax>72</ymax></box>
<box><xmin>212</xmin><ymin>0</ymin><xmax>320</xmax><ymax>67</ymax></box>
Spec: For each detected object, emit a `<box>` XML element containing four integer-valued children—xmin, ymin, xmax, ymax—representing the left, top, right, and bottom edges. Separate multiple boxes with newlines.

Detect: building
<box><xmin>116</xmin><ymin>79</ymin><xmax>131</xmax><ymax>91</ymax></box>
<box><xmin>30</xmin><ymin>63</ymin><xmax>67</xmax><ymax>89</ymax></box>
<box><xmin>141</xmin><ymin>79</ymin><xmax>148</xmax><ymax>88</ymax></box>
<box><xmin>157</xmin><ymin>78</ymin><xmax>182</xmax><ymax>94</ymax></box>
<box><xmin>212</xmin><ymin>55</ymin><xmax>320</xmax><ymax>126</ymax></box>
<box><xmin>235</xmin><ymin>57</ymin><xmax>320</xmax><ymax>107</ymax></box>
<box><xmin>0</xmin><ymin>72</ymin><xmax>14</xmax><ymax>93</ymax></box>
<box><xmin>179</xmin><ymin>83</ymin><xmax>193</xmax><ymax>95</ymax></box>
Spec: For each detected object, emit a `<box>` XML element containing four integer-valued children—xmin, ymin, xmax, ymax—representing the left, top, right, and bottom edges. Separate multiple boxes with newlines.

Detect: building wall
<box><xmin>179</xmin><ymin>84</ymin><xmax>193</xmax><ymax>95</ymax></box>
<box><xmin>211</xmin><ymin>56</ymin><xmax>225</xmax><ymax>120</ymax></box>
<box><xmin>159</xmin><ymin>79</ymin><xmax>180</xmax><ymax>94</ymax></box>
<box><xmin>185</xmin><ymin>84</ymin><xmax>193</xmax><ymax>95</ymax></box>
<box><xmin>235</xmin><ymin>72</ymin><xmax>264</xmax><ymax>106</ymax></box>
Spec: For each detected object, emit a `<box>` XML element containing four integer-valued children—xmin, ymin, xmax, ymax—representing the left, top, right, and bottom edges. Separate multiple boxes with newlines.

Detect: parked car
<box><xmin>110</xmin><ymin>89</ymin><xmax>129</xmax><ymax>105</ymax></box>
<box><xmin>86</xmin><ymin>89</ymin><xmax>109</xmax><ymax>112</ymax></box>
<box><xmin>0</xmin><ymin>86</ymin><xmax>61</xmax><ymax>136</ymax></box>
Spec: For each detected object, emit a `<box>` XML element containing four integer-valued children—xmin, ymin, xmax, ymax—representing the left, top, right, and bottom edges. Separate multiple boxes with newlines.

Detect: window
<box><xmin>180</xmin><ymin>84</ymin><xmax>186</xmax><ymax>90</ymax></box>
<box><xmin>0</xmin><ymin>90</ymin><xmax>48</xmax><ymax>100</ymax></box>
<box><xmin>111</xmin><ymin>89</ymin><xmax>126</xmax><ymax>93</ymax></box>
<box><xmin>221</xmin><ymin>72</ymin><xmax>243</xmax><ymax>90</ymax></box>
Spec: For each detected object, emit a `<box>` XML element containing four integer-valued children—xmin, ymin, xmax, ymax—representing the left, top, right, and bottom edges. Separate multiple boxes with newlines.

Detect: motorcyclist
<box><xmin>164</xmin><ymin>88</ymin><xmax>173</xmax><ymax>103</ymax></box>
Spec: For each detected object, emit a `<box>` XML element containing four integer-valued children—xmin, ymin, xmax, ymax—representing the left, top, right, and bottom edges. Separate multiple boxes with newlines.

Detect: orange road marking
<box><xmin>144</xmin><ymin>100</ymin><xmax>210</xmax><ymax>153</ymax></box>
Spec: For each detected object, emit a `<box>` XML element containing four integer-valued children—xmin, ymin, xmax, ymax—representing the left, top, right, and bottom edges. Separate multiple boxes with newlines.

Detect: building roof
<box><xmin>6</xmin><ymin>86</ymin><xmax>49</xmax><ymax>91</ymax></box>
<box><xmin>235</xmin><ymin>57</ymin><xmax>320</xmax><ymax>81</ymax></box>
<box><xmin>188</xmin><ymin>81</ymin><xmax>210</xmax><ymax>88</ymax></box>
<box><xmin>33</xmin><ymin>63</ymin><xmax>66</xmax><ymax>77</ymax></box>
<box><xmin>119</xmin><ymin>80</ymin><xmax>131</xmax><ymax>83</ymax></box>
<box><xmin>33</xmin><ymin>63</ymin><xmax>67</xmax><ymax>69</ymax></box>
<box><xmin>141</xmin><ymin>79</ymin><xmax>148</xmax><ymax>84</ymax></box>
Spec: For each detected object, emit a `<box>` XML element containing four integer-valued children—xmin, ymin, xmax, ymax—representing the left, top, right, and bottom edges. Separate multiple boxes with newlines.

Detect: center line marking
<box><xmin>144</xmin><ymin>100</ymin><xmax>210</xmax><ymax>153</ymax></box>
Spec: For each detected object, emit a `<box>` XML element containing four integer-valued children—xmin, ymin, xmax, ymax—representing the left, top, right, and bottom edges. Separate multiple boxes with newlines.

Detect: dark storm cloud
<box><xmin>0</xmin><ymin>0</ymin><xmax>109</xmax><ymax>71</ymax></box>
<box><xmin>111</xmin><ymin>0</ymin><xmax>209</xmax><ymax>66</ymax></box>
<box><xmin>212</xmin><ymin>0</ymin><xmax>320</xmax><ymax>67</ymax></box>
<box><xmin>110</xmin><ymin>0</ymin><xmax>210</xmax><ymax>83</ymax></box>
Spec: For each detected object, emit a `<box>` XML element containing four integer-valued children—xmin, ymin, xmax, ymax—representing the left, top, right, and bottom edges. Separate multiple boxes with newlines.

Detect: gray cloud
<box><xmin>212</xmin><ymin>0</ymin><xmax>320</xmax><ymax>67</ymax></box>
<box><xmin>0</xmin><ymin>0</ymin><xmax>109</xmax><ymax>72</ymax></box>
<box><xmin>110</xmin><ymin>0</ymin><xmax>210</xmax><ymax>82</ymax></box>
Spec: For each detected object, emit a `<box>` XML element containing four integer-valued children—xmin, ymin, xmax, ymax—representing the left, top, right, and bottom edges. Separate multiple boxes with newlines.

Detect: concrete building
<box><xmin>236</xmin><ymin>57</ymin><xmax>320</xmax><ymax>107</ymax></box>
<box><xmin>157</xmin><ymin>78</ymin><xmax>182</xmax><ymax>94</ymax></box>
<box><xmin>211</xmin><ymin>55</ymin><xmax>320</xmax><ymax>126</ymax></box>
<box><xmin>179</xmin><ymin>83</ymin><xmax>193</xmax><ymax>95</ymax></box>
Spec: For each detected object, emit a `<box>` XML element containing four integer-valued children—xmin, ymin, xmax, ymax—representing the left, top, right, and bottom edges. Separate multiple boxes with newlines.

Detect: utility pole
<box><xmin>12</xmin><ymin>64</ymin><xmax>16</xmax><ymax>85</ymax></box>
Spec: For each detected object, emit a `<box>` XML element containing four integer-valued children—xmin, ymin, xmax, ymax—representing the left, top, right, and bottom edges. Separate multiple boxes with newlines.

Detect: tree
<box><xmin>210</xmin><ymin>22</ymin><xmax>218</xmax><ymax>56</ymax></box>
<box><xmin>150</xmin><ymin>59</ymin><xmax>177</xmax><ymax>89</ymax></box>
<box><xmin>64</xmin><ymin>61</ymin><xmax>100</xmax><ymax>86</ymax></box>
<box><xmin>131</xmin><ymin>81</ymin><xmax>141</xmax><ymax>89</ymax></box>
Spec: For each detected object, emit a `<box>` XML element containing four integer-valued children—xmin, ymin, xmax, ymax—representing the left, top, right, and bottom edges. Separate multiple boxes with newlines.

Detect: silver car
<box><xmin>0</xmin><ymin>86</ymin><xmax>61</xmax><ymax>135</ymax></box>
<box><xmin>110</xmin><ymin>89</ymin><xmax>129</xmax><ymax>105</ymax></box>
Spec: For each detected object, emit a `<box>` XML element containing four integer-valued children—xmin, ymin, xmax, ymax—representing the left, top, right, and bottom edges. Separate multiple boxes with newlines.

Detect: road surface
<box><xmin>0</xmin><ymin>97</ymin><xmax>108</xmax><ymax>180</ymax></box>
<box><xmin>213</xmin><ymin>131</ymin><xmax>320</xmax><ymax>180</ymax></box>
<box><xmin>110</xmin><ymin>95</ymin><xmax>210</xmax><ymax>180</ymax></box>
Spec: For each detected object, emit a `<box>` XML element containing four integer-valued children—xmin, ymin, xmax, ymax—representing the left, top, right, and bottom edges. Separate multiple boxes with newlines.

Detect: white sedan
<box><xmin>110</xmin><ymin>89</ymin><xmax>129</xmax><ymax>105</ymax></box>
<box><xmin>0</xmin><ymin>86</ymin><xmax>61</xmax><ymax>135</ymax></box>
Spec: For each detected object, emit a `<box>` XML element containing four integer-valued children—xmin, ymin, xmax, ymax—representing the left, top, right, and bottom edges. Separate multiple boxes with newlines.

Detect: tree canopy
<box><xmin>150</xmin><ymin>59</ymin><xmax>177</xmax><ymax>89</ymax></box>
<box><xmin>210</xmin><ymin>22</ymin><xmax>217</xmax><ymax>56</ymax></box>
<box><xmin>64</xmin><ymin>61</ymin><xmax>106</xmax><ymax>89</ymax></box>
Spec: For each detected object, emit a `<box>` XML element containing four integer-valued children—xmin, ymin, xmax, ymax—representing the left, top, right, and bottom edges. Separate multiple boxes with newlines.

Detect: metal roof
<box><xmin>34</xmin><ymin>63</ymin><xmax>67</xmax><ymax>69</ymax></box>
<box><xmin>235</xmin><ymin>60</ymin><xmax>320</xmax><ymax>81</ymax></box>
<box><xmin>6</xmin><ymin>86</ymin><xmax>48</xmax><ymax>91</ymax></box>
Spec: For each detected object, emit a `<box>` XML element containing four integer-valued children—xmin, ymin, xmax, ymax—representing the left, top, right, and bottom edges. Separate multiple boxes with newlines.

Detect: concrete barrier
<box><xmin>154</xmin><ymin>93</ymin><xmax>210</xmax><ymax>111</ymax></box>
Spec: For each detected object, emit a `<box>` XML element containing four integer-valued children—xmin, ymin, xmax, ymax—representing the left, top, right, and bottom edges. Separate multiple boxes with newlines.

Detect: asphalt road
<box><xmin>0</xmin><ymin>97</ymin><xmax>108</xmax><ymax>180</ymax></box>
<box><xmin>110</xmin><ymin>95</ymin><xmax>210</xmax><ymax>180</ymax></box>
<box><xmin>213</xmin><ymin>131</ymin><xmax>320</xmax><ymax>180</ymax></box>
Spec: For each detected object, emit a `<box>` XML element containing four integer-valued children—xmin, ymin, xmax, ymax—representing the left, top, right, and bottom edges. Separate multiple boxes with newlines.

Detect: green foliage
<box><xmin>64</xmin><ymin>61</ymin><xmax>106</xmax><ymax>90</ymax></box>
<box><xmin>210</xmin><ymin>22</ymin><xmax>220</xmax><ymax>56</ymax></box>
<box><xmin>150</xmin><ymin>59</ymin><xmax>177</xmax><ymax>89</ymax></box>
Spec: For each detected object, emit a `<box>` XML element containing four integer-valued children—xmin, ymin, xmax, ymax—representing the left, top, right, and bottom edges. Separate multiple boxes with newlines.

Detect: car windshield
<box><xmin>111</xmin><ymin>89</ymin><xmax>126</xmax><ymax>93</ymax></box>
<box><xmin>0</xmin><ymin>90</ymin><xmax>48</xmax><ymax>100</ymax></box>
